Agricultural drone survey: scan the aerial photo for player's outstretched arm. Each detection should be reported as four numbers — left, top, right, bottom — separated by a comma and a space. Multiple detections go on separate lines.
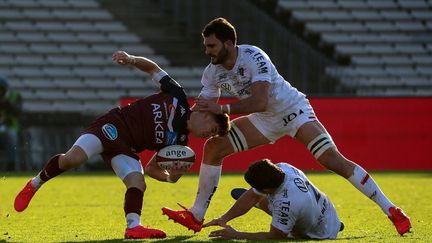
112, 51, 162, 76
204, 189, 264, 228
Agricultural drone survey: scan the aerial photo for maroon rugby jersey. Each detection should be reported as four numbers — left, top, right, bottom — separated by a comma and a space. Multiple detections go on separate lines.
115, 75, 190, 152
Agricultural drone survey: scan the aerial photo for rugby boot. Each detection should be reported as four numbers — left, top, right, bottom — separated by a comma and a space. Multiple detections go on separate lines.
124, 225, 166, 239
14, 179, 37, 212
162, 203, 203, 233
231, 188, 247, 200
388, 207, 411, 236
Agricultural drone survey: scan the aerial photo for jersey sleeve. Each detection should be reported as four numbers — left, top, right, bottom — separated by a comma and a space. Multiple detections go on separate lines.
156, 73, 188, 101
199, 64, 220, 99
246, 47, 272, 84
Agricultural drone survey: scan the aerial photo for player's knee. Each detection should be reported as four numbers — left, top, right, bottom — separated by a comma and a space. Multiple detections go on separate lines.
204, 137, 232, 164
125, 172, 146, 192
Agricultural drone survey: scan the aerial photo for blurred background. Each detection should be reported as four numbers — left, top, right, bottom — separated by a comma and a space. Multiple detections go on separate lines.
0, 0, 431, 172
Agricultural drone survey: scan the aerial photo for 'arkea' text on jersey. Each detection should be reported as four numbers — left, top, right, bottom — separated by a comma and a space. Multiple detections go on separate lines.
152, 103, 164, 144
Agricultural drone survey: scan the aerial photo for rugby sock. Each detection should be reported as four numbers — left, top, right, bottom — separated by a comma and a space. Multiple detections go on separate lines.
30, 176, 43, 190
124, 187, 143, 228
348, 165, 395, 216
34, 155, 65, 187
190, 164, 221, 221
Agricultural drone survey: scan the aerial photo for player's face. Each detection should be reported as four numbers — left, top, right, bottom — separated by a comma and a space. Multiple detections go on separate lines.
203, 34, 229, 65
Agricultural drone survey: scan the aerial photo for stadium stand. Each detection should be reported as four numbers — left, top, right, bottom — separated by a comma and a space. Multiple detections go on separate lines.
0, 0, 203, 115
276, 0, 432, 95
3, 0, 431, 170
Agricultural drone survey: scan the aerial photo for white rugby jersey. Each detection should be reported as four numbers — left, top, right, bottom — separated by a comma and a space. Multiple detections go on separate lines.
264, 163, 341, 239
200, 45, 306, 114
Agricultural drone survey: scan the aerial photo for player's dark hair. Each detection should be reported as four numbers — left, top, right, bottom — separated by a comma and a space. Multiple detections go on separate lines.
244, 159, 285, 191
211, 113, 230, 137
202, 17, 237, 45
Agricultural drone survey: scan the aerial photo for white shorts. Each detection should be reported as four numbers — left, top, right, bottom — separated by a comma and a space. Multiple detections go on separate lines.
247, 99, 317, 142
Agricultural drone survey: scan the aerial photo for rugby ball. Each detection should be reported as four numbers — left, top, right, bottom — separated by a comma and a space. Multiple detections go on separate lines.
156, 145, 195, 170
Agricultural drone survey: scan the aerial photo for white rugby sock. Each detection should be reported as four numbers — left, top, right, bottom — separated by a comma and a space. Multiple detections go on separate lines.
348, 165, 395, 216
31, 174, 44, 190
126, 213, 140, 229
189, 164, 221, 221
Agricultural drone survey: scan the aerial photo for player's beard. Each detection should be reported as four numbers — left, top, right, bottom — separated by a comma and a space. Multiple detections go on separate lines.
210, 46, 229, 65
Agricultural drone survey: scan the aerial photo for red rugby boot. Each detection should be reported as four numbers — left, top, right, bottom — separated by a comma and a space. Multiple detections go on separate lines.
14, 179, 37, 212
162, 203, 203, 233
124, 225, 166, 239
388, 207, 411, 236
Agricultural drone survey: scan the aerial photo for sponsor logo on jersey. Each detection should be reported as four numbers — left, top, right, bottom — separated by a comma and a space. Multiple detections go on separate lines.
277, 200, 291, 225
282, 109, 304, 126
252, 52, 268, 74
237, 88, 251, 96
244, 48, 255, 55
294, 177, 308, 192
163, 102, 169, 118
238, 67, 244, 76
221, 82, 231, 92
152, 103, 164, 144
102, 123, 118, 140
180, 105, 186, 117
165, 131, 178, 145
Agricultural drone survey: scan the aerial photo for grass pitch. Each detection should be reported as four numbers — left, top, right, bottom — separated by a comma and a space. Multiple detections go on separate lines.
1, 171, 430, 242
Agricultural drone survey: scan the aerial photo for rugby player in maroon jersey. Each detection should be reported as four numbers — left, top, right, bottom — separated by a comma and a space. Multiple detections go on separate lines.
14, 51, 230, 239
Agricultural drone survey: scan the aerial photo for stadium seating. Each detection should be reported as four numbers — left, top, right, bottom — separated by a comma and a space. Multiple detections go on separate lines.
1, 0, 203, 114
277, 0, 432, 95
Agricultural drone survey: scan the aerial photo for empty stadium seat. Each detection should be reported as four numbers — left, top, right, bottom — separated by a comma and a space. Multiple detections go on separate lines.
0, 0, 206, 114
277, 0, 432, 95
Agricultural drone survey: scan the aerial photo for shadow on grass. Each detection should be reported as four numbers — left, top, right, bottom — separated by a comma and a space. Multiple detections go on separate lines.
60, 235, 368, 243
61, 235, 203, 243
336, 236, 367, 240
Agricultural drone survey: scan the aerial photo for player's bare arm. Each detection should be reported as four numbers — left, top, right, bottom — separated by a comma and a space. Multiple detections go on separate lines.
203, 188, 264, 228
112, 51, 162, 76
144, 154, 184, 183
192, 96, 218, 111
195, 81, 269, 114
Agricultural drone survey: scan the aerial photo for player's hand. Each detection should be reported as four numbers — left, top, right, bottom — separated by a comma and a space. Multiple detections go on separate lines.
203, 217, 229, 228
208, 226, 238, 240
194, 97, 222, 114
112, 51, 135, 65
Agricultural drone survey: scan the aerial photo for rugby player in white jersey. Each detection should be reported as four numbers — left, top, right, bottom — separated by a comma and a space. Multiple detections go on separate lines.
204, 159, 343, 240
162, 17, 411, 236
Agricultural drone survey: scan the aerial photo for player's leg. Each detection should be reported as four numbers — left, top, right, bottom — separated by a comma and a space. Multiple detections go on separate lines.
192, 116, 271, 218
111, 155, 166, 239
14, 134, 100, 212
295, 121, 411, 235
162, 115, 271, 232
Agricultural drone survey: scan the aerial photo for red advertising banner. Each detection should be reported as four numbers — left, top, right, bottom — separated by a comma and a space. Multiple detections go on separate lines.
120, 97, 432, 171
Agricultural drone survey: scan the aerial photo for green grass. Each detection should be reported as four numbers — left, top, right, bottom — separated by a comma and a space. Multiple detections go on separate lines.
1, 171, 431, 242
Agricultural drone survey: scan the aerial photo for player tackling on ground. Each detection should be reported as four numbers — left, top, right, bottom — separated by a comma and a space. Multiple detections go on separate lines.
14, 52, 230, 239
206, 159, 343, 240
162, 17, 411, 236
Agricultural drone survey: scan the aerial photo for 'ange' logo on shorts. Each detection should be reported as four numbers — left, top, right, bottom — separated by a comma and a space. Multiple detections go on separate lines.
102, 123, 118, 140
